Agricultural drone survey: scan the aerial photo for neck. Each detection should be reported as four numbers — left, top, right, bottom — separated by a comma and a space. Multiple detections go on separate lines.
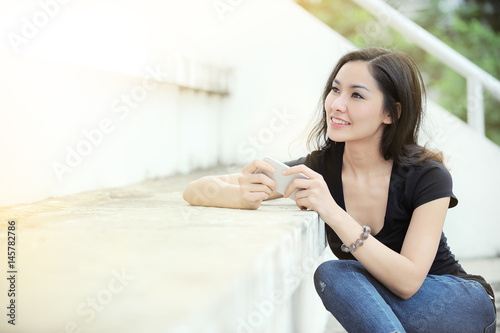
342, 141, 392, 177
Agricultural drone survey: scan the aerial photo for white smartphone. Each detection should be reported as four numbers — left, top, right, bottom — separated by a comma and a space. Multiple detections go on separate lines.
253, 156, 308, 201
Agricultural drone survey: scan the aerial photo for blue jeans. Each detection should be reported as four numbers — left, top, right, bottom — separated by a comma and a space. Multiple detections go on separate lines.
314, 260, 496, 333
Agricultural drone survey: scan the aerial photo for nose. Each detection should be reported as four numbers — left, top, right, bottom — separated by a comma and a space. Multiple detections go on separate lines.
330, 93, 347, 113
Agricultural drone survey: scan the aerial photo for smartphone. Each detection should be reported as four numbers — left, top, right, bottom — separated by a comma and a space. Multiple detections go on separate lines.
253, 156, 308, 201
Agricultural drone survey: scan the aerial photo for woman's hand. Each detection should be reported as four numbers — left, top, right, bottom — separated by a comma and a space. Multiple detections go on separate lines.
283, 164, 340, 218
238, 159, 279, 210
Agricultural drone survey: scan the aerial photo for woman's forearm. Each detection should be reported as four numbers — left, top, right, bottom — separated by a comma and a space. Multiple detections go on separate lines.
183, 159, 285, 209
183, 174, 249, 209
322, 198, 449, 300
325, 211, 423, 299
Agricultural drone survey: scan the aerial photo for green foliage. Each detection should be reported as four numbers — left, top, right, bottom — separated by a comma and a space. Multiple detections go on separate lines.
296, 0, 500, 145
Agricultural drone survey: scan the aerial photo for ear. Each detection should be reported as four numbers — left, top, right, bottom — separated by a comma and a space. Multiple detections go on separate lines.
383, 102, 401, 125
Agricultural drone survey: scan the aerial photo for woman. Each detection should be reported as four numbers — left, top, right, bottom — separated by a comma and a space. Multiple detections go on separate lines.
183, 48, 496, 332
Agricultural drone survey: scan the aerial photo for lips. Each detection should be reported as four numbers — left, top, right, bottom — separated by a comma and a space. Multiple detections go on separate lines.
330, 116, 350, 125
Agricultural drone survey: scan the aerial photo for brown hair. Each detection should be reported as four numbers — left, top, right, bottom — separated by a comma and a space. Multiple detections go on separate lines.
307, 47, 443, 165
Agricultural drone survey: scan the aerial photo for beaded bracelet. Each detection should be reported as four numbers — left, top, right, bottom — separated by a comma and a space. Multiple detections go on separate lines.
341, 226, 371, 253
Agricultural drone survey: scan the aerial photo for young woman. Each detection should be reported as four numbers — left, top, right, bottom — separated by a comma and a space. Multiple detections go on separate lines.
183, 48, 496, 332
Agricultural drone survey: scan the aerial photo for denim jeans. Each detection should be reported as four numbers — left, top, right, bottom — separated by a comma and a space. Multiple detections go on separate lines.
314, 260, 496, 333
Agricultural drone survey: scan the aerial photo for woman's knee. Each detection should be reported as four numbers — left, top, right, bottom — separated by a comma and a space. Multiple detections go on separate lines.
314, 260, 340, 286
313, 260, 364, 293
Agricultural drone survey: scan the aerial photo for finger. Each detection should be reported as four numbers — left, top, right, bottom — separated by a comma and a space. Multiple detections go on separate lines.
295, 196, 308, 210
242, 182, 275, 196
293, 188, 308, 200
283, 178, 309, 198
243, 159, 276, 175
283, 164, 317, 179
242, 191, 269, 204
241, 193, 269, 209
240, 173, 277, 192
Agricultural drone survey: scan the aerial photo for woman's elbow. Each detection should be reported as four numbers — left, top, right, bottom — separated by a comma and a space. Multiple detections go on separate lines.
183, 175, 227, 207
182, 187, 192, 204
397, 288, 418, 300
392, 281, 422, 300
182, 185, 194, 205
182, 180, 204, 206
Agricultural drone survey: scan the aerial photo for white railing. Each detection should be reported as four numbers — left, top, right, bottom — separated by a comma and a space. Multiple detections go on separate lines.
352, 0, 500, 136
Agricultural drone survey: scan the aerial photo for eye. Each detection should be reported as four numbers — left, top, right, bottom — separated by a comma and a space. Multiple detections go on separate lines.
331, 86, 340, 93
352, 92, 364, 99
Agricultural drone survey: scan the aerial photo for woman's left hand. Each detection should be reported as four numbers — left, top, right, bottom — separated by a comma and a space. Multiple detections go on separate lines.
283, 165, 340, 219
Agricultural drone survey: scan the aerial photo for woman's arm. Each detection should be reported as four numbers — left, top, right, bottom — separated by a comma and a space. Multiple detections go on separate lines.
182, 173, 245, 208
330, 197, 449, 299
284, 164, 450, 299
183, 160, 283, 209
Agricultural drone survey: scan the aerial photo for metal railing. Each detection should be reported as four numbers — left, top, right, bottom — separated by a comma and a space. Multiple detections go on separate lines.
352, 0, 500, 136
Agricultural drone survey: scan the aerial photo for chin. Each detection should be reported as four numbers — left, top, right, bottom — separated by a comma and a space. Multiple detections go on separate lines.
327, 131, 347, 143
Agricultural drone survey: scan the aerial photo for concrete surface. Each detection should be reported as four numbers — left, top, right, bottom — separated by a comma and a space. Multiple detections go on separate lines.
0, 168, 329, 333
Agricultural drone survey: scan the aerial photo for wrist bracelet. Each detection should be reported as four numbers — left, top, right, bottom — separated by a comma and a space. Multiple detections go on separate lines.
341, 226, 371, 253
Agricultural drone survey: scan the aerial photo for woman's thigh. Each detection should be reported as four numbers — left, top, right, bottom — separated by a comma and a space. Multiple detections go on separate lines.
375, 273, 496, 333
314, 260, 496, 333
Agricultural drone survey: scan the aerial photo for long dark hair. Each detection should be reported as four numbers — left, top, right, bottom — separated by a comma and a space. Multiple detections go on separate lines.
307, 47, 443, 165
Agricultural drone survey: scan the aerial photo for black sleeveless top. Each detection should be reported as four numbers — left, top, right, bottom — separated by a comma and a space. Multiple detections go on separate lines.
286, 142, 495, 306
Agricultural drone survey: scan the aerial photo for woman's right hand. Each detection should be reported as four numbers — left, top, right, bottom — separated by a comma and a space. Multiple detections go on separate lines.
238, 159, 279, 210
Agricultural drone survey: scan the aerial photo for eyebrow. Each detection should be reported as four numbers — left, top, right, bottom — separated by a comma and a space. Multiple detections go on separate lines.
333, 79, 370, 92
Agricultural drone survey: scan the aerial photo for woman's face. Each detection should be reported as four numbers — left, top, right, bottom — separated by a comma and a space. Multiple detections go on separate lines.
325, 61, 392, 145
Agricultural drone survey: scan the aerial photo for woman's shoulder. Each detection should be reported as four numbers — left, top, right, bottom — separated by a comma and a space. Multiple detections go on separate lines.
394, 157, 451, 182
393, 158, 458, 208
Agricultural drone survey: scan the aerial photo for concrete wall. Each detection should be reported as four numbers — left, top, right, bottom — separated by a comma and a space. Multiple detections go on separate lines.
0, 0, 499, 257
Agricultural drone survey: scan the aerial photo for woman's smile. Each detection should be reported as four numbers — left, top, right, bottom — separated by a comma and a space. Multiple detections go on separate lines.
330, 116, 351, 127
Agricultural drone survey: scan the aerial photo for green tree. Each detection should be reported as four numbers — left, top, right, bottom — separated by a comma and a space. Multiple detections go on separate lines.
458, 0, 500, 32
297, 0, 500, 145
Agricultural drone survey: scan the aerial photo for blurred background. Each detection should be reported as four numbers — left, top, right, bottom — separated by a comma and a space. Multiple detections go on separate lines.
0, 0, 499, 257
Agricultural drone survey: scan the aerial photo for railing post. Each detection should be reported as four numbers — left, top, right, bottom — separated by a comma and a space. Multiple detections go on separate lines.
467, 78, 485, 135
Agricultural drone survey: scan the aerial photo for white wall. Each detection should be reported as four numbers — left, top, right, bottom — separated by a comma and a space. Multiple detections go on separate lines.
0, 0, 310, 206
0, 49, 225, 205
421, 102, 500, 258
0, 0, 499, 257
0, 0, 353, 206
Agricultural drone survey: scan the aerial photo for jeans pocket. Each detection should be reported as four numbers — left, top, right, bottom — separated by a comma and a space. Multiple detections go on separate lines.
484, 316, 496, 333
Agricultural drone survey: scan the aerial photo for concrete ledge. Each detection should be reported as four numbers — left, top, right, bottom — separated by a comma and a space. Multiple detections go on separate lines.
0, 170, 328, 333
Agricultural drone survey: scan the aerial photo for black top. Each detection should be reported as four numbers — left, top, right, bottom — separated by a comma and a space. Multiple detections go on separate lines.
286, 142, 495, 304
